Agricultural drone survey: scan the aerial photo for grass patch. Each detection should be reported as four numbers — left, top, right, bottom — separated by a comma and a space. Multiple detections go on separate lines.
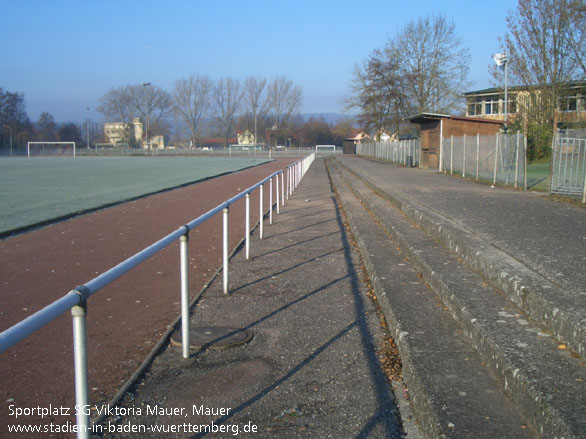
526, 161, 550, 190
0, 156, 270, 236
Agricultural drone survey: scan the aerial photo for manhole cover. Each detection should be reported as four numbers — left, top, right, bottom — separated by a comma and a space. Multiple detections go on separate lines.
171, 326, 253, 350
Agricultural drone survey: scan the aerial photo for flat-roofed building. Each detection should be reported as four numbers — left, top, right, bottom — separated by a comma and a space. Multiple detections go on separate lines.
464, 80, 586, 127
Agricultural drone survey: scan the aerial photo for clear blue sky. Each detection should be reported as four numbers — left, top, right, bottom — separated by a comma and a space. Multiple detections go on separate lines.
0, 0, 516, 122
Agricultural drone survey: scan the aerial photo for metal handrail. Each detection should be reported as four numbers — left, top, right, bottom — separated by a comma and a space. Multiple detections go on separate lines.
0, 153, 315, 438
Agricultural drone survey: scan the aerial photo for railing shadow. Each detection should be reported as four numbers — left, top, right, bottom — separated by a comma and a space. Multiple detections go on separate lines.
227, 247, 343, 295
191, 185, 402, 438
254, 230, 340, 259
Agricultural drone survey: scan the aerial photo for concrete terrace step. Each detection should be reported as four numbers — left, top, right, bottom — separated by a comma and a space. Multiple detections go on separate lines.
335, 156, 586, 361
327, 159, 586, 439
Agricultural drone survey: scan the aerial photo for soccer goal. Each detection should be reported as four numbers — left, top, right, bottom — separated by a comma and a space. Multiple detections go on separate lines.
27, 142, 76, 158
315, 144, 337, 156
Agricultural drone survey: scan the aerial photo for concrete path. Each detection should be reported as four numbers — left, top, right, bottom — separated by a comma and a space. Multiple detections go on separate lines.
95, 158, 406, 438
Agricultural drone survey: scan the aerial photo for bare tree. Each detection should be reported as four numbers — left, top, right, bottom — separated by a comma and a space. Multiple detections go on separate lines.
347, 13, 470, 137
397, 14, 471, 115
0, 88, 31, 150
567, 1, 586, 77
244, 76, 268, 143
129, 84, 172, 141
36, 112, 57, 141
346, 46, 404, 139
267, 76, 303, 146
97, 86, 135, 144
498, 0, 586, 124
173, 75, 211, 148
211, 77, 242, 149
97, 86, 134, 122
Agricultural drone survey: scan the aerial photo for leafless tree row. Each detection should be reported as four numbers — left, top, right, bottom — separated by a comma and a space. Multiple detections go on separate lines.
97, 76, 303, 148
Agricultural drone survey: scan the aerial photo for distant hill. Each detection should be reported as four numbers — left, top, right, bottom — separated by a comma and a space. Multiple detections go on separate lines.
301, 113, 356, 126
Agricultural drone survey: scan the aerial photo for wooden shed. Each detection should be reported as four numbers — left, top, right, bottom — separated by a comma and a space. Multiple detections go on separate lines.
405, 113, 504, 170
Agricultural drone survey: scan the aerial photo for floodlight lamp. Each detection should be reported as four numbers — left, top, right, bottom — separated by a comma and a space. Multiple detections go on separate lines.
493, 53, 508, 66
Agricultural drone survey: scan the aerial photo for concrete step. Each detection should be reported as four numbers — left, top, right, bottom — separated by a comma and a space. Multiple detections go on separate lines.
327, 159, 586, 439
334, 158, 586, 361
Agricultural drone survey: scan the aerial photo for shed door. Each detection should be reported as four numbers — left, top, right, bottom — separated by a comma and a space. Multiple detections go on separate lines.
421, 121, 440, 170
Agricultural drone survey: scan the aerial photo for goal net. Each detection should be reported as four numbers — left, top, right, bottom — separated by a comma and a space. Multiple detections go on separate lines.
27, 142, 76, 158
315, 144, 337, 156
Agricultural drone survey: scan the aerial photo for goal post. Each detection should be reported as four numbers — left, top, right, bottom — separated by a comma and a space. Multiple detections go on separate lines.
315, 144, 337, 155
27, 142, 76, 158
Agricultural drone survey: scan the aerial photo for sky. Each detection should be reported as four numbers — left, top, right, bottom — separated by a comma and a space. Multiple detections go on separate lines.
0, 0, 516, 123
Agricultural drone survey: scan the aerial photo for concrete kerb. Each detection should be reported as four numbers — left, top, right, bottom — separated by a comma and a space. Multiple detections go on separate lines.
333, 157, 585, 359
328, 158, 586, 438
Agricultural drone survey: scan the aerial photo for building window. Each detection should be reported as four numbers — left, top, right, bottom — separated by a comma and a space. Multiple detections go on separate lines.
485, 98, 500, 115
559, 95, 578, 112
468, 102, 482, 116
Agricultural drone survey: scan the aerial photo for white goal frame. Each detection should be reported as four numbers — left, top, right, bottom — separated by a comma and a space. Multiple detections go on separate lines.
27, 142, 76, 158
315, 144, 336, 155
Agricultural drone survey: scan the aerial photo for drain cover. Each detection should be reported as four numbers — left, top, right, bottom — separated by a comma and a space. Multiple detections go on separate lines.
171, 326, 253, 350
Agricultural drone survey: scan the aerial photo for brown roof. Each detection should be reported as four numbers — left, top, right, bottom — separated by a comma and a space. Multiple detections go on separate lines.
199, 138, 238, 144
405, 113, 504, 125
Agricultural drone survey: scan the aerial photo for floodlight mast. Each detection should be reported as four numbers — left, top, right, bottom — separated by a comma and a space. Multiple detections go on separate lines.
493, 52, 509, 132
142, 83, 151, 149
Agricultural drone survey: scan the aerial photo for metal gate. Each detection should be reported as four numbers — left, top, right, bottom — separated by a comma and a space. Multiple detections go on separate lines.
550, 136, 586, 202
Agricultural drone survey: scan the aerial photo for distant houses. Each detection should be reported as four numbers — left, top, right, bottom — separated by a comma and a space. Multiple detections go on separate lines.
103, 118, 165, 149
104, 118, 143, 146
237, 129, 255, 145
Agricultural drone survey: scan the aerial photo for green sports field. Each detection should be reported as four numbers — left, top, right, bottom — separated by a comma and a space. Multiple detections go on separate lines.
0, 156, 270, 236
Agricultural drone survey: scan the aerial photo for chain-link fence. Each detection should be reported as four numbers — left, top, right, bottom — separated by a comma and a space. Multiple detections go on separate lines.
440, 132, 527, 188
356, 139, 420, 167
551, 136, 586, 202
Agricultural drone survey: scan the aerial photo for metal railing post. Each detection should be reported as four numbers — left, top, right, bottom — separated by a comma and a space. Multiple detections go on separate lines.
281, 171, 285, 206
222, 207, 229, 294
286, 167, 290, 200
245, 193, 250, 259
269, 177, 273, 224
180, 233, 190, 358
276, 172, 280, 214
450, 135, 454, 175
515, 131, 520, 188
259, 184, 264, 239
463, 135, 467, 178
71, 302, 90, 439
494, 133, 499, 185
476, 134, 480, 180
